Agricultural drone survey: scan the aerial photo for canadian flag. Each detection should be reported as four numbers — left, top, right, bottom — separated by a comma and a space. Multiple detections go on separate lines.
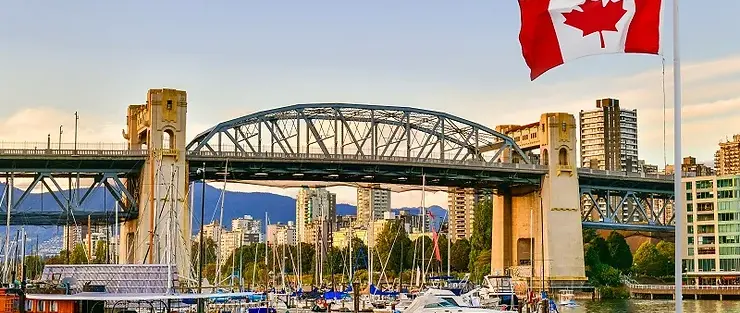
519, 0, 663, 80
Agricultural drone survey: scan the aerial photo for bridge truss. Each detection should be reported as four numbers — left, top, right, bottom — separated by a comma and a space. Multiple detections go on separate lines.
0, 148, 142, 225
579, 170, 675, 232
187, 103, 542, 187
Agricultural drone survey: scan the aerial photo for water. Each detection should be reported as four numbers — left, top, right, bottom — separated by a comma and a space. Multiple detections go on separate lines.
565, 300, 740, 313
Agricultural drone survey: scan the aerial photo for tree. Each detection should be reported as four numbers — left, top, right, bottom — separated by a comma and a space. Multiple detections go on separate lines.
468, 199, 492, 280
375, 220, 412, 275
656, 241, 675, 276
94, 240, 108, 264
472, 249, 491, 282
24, 256, 44, 280
606, 231, 632, 272
590, 263, 621, 287
591, 236, 611, 265
70, 243, 88, 264
450, 239, 471, 272
191, 237, 217, 272
633, 241, 667, 276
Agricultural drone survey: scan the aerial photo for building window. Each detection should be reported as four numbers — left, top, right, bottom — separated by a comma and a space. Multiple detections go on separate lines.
696, 180, 714, 189
687, 215, 693, 223
558, 148, 568, 166
687, 203, 693, 212
696, 192, 714, 199
50, 301, 57, 312
688, 237, 694, 245
718, 179, 734, 188
686, 193, 693, 201
688, 226, 693, 234
720, 258, 740, 271
683, 259, 695, 272
686, 182, 693, 190
166, 99, 173, 110
698, 259, 715, 271
688, 248, 694, 256
697, 202, 714, 212
39, 301, 45, 312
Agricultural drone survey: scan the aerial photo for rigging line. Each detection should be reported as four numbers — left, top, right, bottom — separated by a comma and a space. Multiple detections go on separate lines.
142, 162, 178, 264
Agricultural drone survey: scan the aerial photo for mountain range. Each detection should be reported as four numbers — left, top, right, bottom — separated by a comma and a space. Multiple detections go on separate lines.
0, 183, 446, 254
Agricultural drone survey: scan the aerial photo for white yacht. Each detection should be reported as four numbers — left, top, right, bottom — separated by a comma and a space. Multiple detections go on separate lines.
402, 294, 517, 313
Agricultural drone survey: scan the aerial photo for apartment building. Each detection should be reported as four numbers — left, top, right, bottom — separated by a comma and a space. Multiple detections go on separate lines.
716, 135, 740, 176
266, 222, 297, 246
356, 186, 391, 226
295, 187, 336, 244
683, 174, 740, 285
580, 98, 639, 172
447, 187, 479, 240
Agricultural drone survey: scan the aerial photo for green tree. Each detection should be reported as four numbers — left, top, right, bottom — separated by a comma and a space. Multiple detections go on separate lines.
591, 236, 611, 265
375, 220, 412, 275
191, 237, 217, 271
583, 228, 598, 244
590, 263, 621, 287
346, 237, 368, 271
468, 199, 492, 281
472, 249, 491, 281
450, 239, 471, 272
94, 240, 108, 264
70, 243, 88, 264
656, 241, 675, 276
633, 241, 667, 276
606, 231, 633, 272
24, 255, 44, 280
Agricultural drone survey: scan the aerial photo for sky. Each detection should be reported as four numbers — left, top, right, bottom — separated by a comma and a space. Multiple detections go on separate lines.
1, 1, 739, 208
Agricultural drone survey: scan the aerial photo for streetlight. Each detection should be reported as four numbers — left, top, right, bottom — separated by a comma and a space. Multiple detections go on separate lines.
197, 162, 206, 313
73, 112, 79, 154
58, 125, 63, 150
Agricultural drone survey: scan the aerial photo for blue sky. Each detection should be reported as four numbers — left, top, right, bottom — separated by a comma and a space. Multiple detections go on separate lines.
1, 1, 739, 206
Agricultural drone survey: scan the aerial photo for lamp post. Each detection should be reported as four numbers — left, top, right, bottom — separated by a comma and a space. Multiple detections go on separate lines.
197, 162, 206, 313
73, 112, 79, 154
58, 125, 63, 150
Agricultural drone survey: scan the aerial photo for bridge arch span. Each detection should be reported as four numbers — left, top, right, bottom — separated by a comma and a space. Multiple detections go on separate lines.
187, 103, 530, 164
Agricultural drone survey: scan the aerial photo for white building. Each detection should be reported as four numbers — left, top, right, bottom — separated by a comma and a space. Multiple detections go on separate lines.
266, 221, 297, 246
232, 215, 263, 243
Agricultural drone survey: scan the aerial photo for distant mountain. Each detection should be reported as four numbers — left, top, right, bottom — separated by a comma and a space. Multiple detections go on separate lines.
0, 183, 448, 248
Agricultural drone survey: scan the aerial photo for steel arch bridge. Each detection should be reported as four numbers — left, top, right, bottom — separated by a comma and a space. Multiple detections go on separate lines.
186, 103, 546, 187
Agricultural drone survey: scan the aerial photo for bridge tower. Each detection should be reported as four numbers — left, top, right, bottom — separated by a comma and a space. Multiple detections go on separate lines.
122, 88, 190, 278
491, 113, 586, 289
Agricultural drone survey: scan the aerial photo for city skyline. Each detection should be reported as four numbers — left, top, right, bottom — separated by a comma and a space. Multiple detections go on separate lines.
1, 1, 739, 208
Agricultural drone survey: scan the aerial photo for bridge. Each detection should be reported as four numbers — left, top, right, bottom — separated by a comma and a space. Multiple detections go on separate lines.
0, 88, 675, 288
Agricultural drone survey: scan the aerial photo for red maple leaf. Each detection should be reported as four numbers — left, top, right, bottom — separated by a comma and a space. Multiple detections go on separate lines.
562, 0, 627, 49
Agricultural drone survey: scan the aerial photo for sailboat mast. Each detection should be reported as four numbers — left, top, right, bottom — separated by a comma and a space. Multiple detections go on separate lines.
166, 165, 174, 293
4, 175, 12, 284
420, 173, 426, 286
215, 160, 228, 286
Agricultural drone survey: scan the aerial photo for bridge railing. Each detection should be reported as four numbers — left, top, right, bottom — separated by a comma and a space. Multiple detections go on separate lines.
0, 141, 131, 150
578, 168, 673, 180
187, 150, 548, 171
0, 142, 146, 157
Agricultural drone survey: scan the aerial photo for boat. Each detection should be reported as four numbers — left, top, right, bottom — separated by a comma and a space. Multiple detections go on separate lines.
402, 294, 517, 313
460, 275, 517, 308
557, 290, 577, 307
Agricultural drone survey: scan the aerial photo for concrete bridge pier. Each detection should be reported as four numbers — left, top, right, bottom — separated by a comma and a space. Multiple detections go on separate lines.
121, 88, 191, 280
491, 113, 587, 289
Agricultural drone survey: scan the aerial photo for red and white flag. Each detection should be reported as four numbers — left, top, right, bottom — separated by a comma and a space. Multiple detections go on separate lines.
519, 0, 663, 80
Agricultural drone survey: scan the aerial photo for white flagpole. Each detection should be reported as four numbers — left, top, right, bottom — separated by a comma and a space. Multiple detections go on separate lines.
672, 0, 683, 311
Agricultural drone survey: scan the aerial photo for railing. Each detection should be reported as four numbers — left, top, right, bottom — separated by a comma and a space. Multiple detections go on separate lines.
628, 283, 740, 290
0, 148, 147, 157
186, 150, 549, 171
0, 141, 130, 150
578, 168, 673, 181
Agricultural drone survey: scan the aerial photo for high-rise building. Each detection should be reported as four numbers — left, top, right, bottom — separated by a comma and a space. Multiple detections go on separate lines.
666, 156, 714, 177
356, 186, 391, 226
266, 222, 297, 246
682, 174, 740, 283
295, 187, 336, 244
447, 187, 479, 241
716, 135, 740, 176
231, 215, 263, 242
63, 224, 109, 260
580, 98, 639, 172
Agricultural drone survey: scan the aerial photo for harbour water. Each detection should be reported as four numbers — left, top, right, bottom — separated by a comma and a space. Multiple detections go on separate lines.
565, 299, 740, 313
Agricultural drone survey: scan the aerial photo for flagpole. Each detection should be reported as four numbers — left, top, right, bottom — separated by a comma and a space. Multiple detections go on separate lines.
672, 0, 683, 311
